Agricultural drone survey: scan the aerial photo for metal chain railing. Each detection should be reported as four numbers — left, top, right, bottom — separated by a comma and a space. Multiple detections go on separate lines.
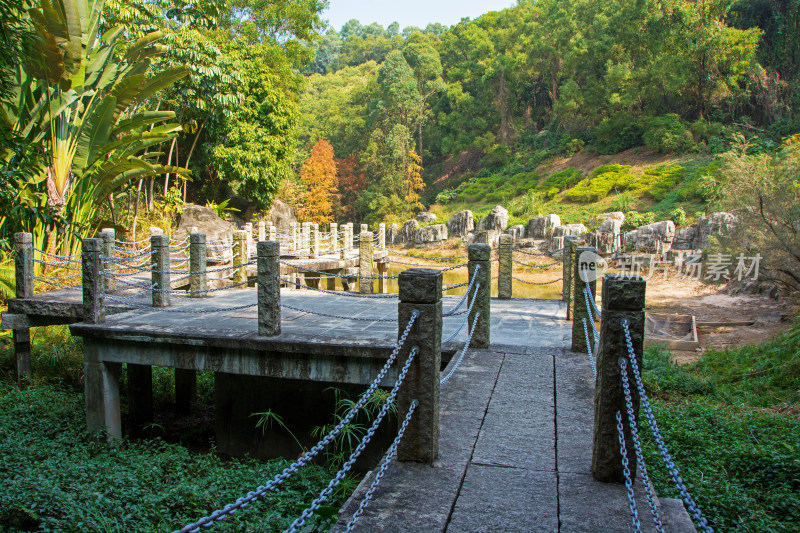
514, 248, 557, 258
386, 258, 468, 271
279, 276, 398, 298
619, 357, 665, 533
443, 283, 481, 343
344, 400, 417, 532
174, 312, 419, 533
443, 265, 480, 317
621, 319, 714, 533
31, 257, 83, 270
387, 249, 467, 261
440, 311, 480, 385
616, 411, 642, 533
512, 276, 562, 286
582, 318, 597, 378
285, 346, 418, 533
512, 257, 560, 269
278, 260, 398, 280
32, 247, 82, 261
278, 302, 396, 322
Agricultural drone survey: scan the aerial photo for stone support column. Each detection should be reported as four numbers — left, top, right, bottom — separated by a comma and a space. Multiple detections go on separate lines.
311, 223, 320, 258
592, 275, 646, 483
498, 234, 513, 299
82, 238, 105, 323
468, 243, 492, 348
13, 233, 33, 381
397, 268, 442, 463
289, 222, 297, 252
151, 235, 170, 307
377, 260, 389, 293
359, 231, 374, 294
268, 224, 277, 243
258, 221, 266, 242
571, 246, 598, 352
189, 233, 207, 298
378, 223, 386, 249
244, 223, 254, 260
83, 341, 122, 441
257, 241, 281, 337
302, 222, 311, 253
233, 230, 247, 287
347, 223, 354, 252
330, 223, 338, 254
100, 229, 116, 291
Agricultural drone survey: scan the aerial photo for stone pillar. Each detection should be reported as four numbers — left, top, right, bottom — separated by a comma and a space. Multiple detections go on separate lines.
377, 260, 389, 294
258, 221, 266, 242
189, 233, 207, 298
289, 222, 297, 252
359, 231, 373, 294
82, 238, 105, 323
257, 241, 281, 337
151, 234, 170, 307
268, 224, 277, 243
592, 275, 646, 483
149, 227, 163, 236
311, 223, 320, 258
302, 222, 311, 253
571, 246, 598, 352
347, 223, 354, 251
498, 234, 512, 299
83, 341, 122, 441
14, 232, 33, 299
340, 224, 348, 259
13, 233, 33, 381
398, 268, 442, 463
378, 223, 386, 249
330, 223, 338, 254
233, 230, 247, 287
468, 243, 492, 348
361, 223, 368, 234
563, 235, 578, 315
100, 229, 116, 292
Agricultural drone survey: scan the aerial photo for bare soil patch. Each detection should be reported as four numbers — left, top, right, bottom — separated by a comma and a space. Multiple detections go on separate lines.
538, 147, 680, 177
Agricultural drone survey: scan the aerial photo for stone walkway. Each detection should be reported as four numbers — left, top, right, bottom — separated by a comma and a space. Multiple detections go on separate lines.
333, 298, 696, 532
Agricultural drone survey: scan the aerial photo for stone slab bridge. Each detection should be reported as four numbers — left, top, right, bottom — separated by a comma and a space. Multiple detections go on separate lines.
2, 231, 702, 532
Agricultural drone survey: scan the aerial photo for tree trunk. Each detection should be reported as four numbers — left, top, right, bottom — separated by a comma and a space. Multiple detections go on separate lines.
132, 180, 142, 240
418, 120, 423, 168
108, 194, 116, 225
185, 116, 209, 169
164, 137, 177, 193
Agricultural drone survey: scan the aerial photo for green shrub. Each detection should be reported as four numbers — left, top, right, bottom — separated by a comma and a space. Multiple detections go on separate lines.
545, 186, 559, 200
644, 114, 694, 154
610, 192, 635, 212
636, 164, 686, 201
593, 113, 644, 154
565, 164, 635, 203
539, 167, 583, 191
560, 137, 585, 156
622, 210, 656, 231
670, 206, 688, 226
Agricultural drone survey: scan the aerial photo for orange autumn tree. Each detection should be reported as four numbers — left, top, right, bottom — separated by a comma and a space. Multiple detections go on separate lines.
335, 156, 368, 218
404, 149, 425, 213
299, 139, 338, 224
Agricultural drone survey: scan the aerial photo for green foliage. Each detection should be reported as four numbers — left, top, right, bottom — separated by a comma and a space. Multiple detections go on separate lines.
669, 206, 688, 226
593, 113, 644, 155
610, 191, 635, 212
635, 164, 687, 201
565, 165, 635, 203
539, 168, 583, 192
510, 190, 545, 218
643, 114, 694, 154
0, 383, 342, 532
640, 324, 800, 530
560, 138, 585, 157
622, 210, 656, 231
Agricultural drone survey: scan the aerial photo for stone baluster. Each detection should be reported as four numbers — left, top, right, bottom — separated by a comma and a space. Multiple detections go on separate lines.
151, 234, 170, 307
378, 223, 386, 249
468, 243, 492, 348
12, 233, 33, 382
233, 230, 248, 287
257, 241, 281, 337
100, 229, 116, 292
330, 223, 338, 255
397, 268, 442, 464
359, 231, 373, 294
592, 274, 646, 482
563, 235, 578, 316
268, 224, 277, 243
189, 233, 207, 298
311, 223, 320, 258
498, 234, 512, 299
258, 221, 266, 242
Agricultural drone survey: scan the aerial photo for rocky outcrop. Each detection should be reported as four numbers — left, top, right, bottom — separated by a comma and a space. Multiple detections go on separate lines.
527, 214, 561, 239
174, 205, 236, 245
447, 210, 474, 238
474, 229, 502, 247
416, 212, 437, 223
671, 212, 735, 250
477, 205, 509, 232
386, 223, 400, 245
549, 224, 587, 252
396, 220, 419, 244
508, 225, 525, 242
415, 224, 448, 247
624, 220, 676, 254
265, 199, 296, 229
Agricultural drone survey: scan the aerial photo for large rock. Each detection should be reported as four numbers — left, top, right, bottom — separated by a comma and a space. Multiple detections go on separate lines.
396, 220, 419, 244
508, 224, 525, 242
447, 210, 474, 238
624, 220, 676, 254
549, 224, 587, 252
477, 205, 509, 232
696, 212, 735, 248
386, 223, 400, 245
475, 229, 502, 247
527, 214, 561, 239
415, 224, 448, 247
265, 199, 296, 229
672, 226, 697, 250
416, 212, 437, 223
587, 231, 619, 254
173, 205, 237, 284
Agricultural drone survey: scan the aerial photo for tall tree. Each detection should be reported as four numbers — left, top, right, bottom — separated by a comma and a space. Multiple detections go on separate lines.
403, 34, 445, 165
298, 138, 337, 223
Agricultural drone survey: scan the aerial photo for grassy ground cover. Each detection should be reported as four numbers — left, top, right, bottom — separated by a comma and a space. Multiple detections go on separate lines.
640, 322, 800, 531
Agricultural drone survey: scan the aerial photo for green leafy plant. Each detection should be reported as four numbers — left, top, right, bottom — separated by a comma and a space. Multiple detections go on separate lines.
669, 206, 688, 227
205, 198, 239, 221
251, 409, 305, 454
643, 114, 694, 154
565, 165, 635, 203
611, 192, 635, 212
